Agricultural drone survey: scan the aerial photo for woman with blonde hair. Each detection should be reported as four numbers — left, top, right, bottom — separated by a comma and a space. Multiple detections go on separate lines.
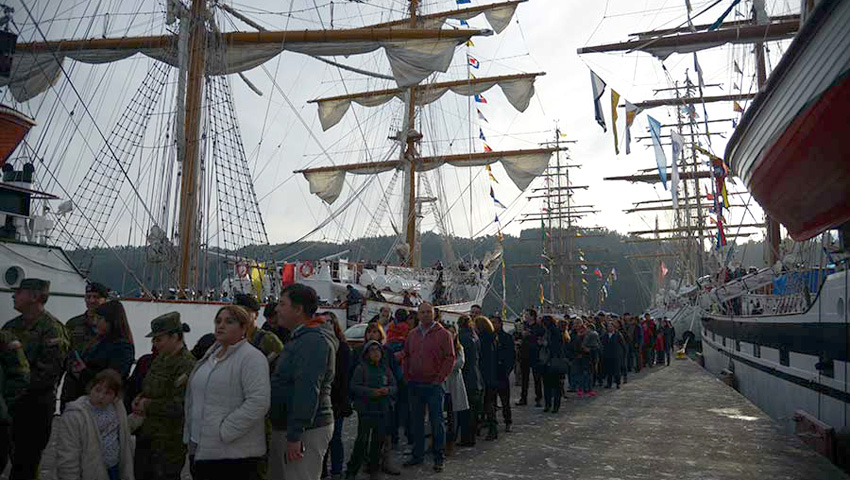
184, 305, 271, 480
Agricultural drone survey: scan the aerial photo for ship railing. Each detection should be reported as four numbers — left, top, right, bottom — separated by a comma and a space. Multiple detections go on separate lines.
740, 293, 808, 315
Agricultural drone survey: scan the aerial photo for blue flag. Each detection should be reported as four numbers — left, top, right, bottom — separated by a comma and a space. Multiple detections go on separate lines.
647, 115, 667, 190
457, 0, 472, 4
479, 128, 486, 141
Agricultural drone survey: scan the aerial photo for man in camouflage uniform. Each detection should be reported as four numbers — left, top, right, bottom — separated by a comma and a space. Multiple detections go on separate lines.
0, 330, 29, 473
60, 281, 108, 409
234, 294, 283, 479
2, 278, 69, 480
134, 312, 196, 480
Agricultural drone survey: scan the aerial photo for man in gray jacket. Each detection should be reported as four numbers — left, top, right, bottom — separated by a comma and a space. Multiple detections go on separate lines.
270, 284, 338, 480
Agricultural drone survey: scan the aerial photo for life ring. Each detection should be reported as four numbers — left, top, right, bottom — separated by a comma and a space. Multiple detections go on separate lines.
235, 263, 248, 277
299, 262, 315, 278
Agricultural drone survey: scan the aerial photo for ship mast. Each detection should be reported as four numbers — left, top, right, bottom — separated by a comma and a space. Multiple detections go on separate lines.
403, 0, 420, 268
177, 0, 207, 295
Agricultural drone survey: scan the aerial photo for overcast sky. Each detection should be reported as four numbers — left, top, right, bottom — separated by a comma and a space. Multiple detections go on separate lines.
6, 0, 796, 253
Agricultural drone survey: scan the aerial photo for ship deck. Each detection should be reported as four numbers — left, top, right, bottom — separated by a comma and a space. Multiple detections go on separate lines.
32, 356, 848, 480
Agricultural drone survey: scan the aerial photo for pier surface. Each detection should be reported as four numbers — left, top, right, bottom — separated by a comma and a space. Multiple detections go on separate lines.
31, 357, 849, 480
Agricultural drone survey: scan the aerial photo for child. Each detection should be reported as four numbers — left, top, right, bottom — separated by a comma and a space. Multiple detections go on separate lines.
55, 369, 133, 480
347, 341, 397, 480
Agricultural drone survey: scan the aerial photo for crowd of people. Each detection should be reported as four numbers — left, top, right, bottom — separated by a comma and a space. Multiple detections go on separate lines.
0, 277, 676, 480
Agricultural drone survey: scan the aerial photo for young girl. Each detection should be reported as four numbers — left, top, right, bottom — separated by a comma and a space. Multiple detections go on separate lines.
347, 341, 397, 480
55, 369, 133, 480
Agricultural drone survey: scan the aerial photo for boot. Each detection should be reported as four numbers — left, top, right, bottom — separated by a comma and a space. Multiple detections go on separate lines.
381, 442, 401, 476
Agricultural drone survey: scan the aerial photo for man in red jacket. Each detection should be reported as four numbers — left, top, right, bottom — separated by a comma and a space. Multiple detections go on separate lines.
402, 302, 455, 472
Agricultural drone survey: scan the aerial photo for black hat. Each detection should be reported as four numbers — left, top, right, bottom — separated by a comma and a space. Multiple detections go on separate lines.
86, 282, 109, 299
234, 293, 260, 312
13, 278, 50, 293
145, 312, 183, 338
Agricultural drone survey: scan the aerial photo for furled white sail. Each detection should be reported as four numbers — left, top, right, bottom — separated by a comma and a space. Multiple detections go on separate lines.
315, 76, 537, 131
388, 3, 520, 34
303, 149, 552, 204
2, 38, 467, 102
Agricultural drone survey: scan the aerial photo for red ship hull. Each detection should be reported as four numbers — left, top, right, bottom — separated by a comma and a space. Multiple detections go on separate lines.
747, 73, 850, 241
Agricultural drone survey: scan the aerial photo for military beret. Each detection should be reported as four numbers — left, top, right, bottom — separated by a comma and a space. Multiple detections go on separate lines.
14, 278, 50, 293
146, 311, 183, 338
233, 293, 260, 312
86, 282, 109, 298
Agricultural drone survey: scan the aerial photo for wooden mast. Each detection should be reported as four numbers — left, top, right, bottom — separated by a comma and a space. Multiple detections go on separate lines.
404, 0, 419, 267
177, 0, 206, 296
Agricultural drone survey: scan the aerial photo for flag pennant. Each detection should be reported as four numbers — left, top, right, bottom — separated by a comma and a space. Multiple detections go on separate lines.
559, 131, 568, 138
540, 264, 550, 274
467, 55, 480, 69
476, 108, 488, 122
660, 262, 669, 279
457, 0, 472, 3
734, 60, 743, 75
479, 128, 486, 141
483, 142, 492, 153
693, 53, 706, 92
589, 70, 607, 132
539, 284, 545, 305
611, 89, 621, 155
647, 115, 668, 189
460, 19, 469, 26
624, 100, 642, 155
670, 131, 685, 209
709, 0, 742, 30
594, 268, 603, 278
490, 186, 506, 209
465, 39, 475, 47
733, 82, 740, 91
486, 164, 498, 183
733, 101, 744, 113
474, 93, 487, 103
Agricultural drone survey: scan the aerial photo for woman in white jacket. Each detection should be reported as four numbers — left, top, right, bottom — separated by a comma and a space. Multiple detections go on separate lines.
184, 305, 271, 480
443, 325, 468, 456
54, 369, 134, 480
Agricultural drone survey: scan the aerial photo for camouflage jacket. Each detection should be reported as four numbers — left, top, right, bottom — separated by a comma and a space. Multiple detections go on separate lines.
0, 331, 30, 424
3, 311, 69, 396
249, 327, 284, 368
138, 345, 196, 463
65, 312, 97, 355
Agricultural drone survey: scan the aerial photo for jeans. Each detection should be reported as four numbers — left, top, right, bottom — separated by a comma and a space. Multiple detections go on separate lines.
576, 357, 592, 392
444, 394, 456, 443
408, 382, 446, 463
321, 416, 345, 476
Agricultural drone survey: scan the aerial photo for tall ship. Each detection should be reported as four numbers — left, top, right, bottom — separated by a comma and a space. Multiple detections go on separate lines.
0, 0, 557, 351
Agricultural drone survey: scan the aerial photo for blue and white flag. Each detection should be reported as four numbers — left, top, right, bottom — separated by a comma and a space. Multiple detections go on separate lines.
670, 131, 685, 207
590, 70, 607, 132
479, 128, 486, 141
648, 115, 667, 190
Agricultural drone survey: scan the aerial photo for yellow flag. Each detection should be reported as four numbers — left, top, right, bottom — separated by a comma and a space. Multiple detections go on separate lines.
611, 89, 621, 155
466, 40, 475, 47
559, 131, 567, 138
721, 181, 730, 208
486, 164, 498, 183
250, 263, 264, 300
539, 284, 545, 305
733, 101, 744, 113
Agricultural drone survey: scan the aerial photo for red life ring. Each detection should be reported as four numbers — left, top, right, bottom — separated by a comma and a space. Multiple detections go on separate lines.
299, 261, 315, 278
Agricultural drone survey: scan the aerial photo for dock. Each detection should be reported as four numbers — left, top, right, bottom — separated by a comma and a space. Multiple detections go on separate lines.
394, 358, 848, 480
31, 358, 849, 480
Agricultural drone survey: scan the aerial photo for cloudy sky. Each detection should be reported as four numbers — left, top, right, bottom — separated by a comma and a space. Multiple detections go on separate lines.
6, 0, 796, 253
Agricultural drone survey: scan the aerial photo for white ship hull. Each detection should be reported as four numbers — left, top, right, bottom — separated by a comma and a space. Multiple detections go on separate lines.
700, 270, 849, 433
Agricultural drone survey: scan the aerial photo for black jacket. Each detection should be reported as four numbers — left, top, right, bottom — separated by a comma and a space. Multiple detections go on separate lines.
458, 327, 483, 392
477, 329, 498, 389
601, 331, 625, 362
495, 329, 515, 388
330, 340, 351, 418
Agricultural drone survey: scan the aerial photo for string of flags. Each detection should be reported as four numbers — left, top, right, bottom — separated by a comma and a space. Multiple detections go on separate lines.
589, 69, 645, 156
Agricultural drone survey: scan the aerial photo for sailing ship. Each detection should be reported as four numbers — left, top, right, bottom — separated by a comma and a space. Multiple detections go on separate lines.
0, 0, 557, 350
581, 0, 848, 461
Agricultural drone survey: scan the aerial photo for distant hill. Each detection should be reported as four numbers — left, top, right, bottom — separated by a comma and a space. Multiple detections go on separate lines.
72, 229, 766, 316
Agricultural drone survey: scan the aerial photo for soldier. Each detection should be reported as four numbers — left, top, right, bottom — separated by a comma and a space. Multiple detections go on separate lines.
61, 282, 109, 409
0, 330, 30, 473
133, 312, 195, 480
3, 278, 69, 480
234, 293, 284, 366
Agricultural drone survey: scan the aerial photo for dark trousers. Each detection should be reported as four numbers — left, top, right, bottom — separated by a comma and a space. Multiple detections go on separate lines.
347, 416, 385, 476
542, 373, 561, 411
495, 386, 512, 427
520, 364, 542, 403
0, 425, 9, 474
135, 436, 185, 480
482, 387, 498, 437
192, 457, 261, 480
656, 349, 666, 366
409, 383, 445, 463
605, 359, 621, 387
321, 416, 345, 477
10, 393, 54, 480
458, 389, 481, 444
393, 385, 410, 445
444, 394, 456, 443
